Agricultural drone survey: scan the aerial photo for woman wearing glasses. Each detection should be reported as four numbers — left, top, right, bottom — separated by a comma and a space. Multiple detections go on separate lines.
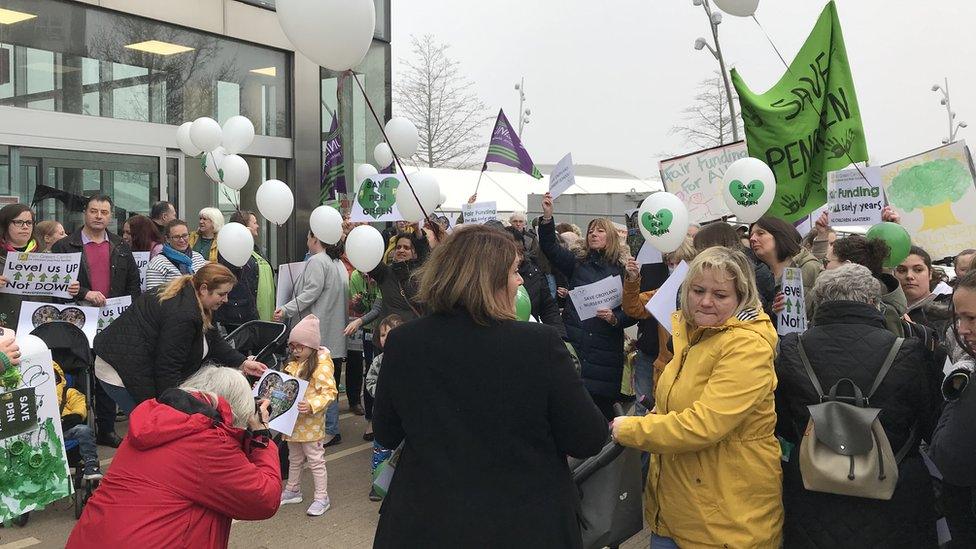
144, 219, 208, 291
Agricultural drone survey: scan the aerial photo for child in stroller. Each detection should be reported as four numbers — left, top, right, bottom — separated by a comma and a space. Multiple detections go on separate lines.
54, 362, 102, 480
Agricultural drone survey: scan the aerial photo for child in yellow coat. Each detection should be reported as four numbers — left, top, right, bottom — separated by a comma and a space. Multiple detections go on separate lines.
278, 315, 338, 517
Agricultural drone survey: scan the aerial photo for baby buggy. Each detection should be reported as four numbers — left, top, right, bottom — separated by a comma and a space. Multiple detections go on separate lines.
223, 320, 288, 371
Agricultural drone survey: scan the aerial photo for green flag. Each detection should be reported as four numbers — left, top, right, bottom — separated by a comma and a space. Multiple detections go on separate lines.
731, 1, 867, 222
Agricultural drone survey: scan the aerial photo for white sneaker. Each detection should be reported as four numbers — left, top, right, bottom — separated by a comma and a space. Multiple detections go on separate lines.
306, 498, 331, 516
280, 489, 303, 505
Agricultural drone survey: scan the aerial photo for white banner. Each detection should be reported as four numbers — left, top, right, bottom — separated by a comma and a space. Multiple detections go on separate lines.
549, 153, 576, 200
97, 296, 133, 333
827, 166, 884, 227
350, 175, 404, 223
18, 301, 99, 345
660, 142, 749, 224
569, 275, 623, 321
0, 252, 81, 299
461, 201, 498, 224
777, 268, 807, 335
646, 260, 689, 334
132, 252, 151, 292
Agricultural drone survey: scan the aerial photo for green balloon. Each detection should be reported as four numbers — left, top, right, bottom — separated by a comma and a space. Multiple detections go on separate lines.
866, 221, 912, 269
515, 285, 532, 321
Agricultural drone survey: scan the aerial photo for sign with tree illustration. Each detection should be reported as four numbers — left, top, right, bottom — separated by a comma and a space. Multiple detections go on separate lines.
880, 141, 976, 259
350, 174, 404, 223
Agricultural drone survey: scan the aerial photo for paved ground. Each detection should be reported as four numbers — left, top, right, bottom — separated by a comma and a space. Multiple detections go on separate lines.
0, 396, 650, 549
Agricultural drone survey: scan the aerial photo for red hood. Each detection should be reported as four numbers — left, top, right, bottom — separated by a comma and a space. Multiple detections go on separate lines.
126, 393, 243, 451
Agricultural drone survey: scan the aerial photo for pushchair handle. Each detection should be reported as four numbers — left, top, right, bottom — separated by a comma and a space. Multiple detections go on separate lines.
571, 402, 629, 485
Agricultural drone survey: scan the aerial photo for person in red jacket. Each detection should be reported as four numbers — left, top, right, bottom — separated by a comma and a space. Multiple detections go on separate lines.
67, 366, 281, 549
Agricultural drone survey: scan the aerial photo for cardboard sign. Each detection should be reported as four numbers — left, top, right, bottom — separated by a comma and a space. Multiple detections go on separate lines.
98, 296, 132, 333
0, 388, 37, 440
132, 252, 151, 292
660, 142, 749, 224
0, 252, 81, 299
549, 153, 576, 199
777, 268, 807, 335
18, 301, 99, 345
276, 262, 307, 309
461, 201, 498, 225
350, 175, 403, 222
827, 166, 884, 227
253, 369, 309, 437
568, 275, 623, 321
646, 260, 689, 334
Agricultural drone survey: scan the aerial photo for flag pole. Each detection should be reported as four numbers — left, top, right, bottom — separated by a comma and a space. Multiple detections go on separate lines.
474, 169, 485, 195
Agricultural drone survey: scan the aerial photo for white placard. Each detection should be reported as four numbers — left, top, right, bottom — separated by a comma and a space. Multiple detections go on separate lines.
569, 275, 623, 321
777, 268, 807, 335
660, 142, 749, 224
0, 252, 81, 299
18, 301, 99, 345
549, 153, 576, 200
933, 281, 953, 297
276, 262, 306, 309
253, 369, 309, 437
636, 242, 663, 265
646, 260, 689, 334
793, 204, 829, 238
461, 201, 497, 225
350, 174, 403, 223
827, 166, 884, 227
98, 296, 132, 333
132, 252, 151, 292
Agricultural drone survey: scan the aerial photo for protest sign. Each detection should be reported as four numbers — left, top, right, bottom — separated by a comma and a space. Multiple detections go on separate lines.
276, 262, 306, 309
253, 369, 309, 437
569, 276, 623, 321
646, 261, 689, 334
549, 153, 576, 199
133, 252, 150, 292
660, 142, 748, 224
0, 347, 73, 522
19, 301, 99, 345
880, 141, 976, 259
461, 201, 498, 225
350, 175, 403, 222
0, 252, 81, 299
793, 204, 829, 238
636, 242, 663, 265
777, 268, 807, 335
827, 166, 883, 227
624, 209, 645, 258
98, 296, 132, 333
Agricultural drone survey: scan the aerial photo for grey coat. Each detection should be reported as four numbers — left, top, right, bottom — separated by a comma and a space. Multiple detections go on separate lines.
282, 252, 349, 359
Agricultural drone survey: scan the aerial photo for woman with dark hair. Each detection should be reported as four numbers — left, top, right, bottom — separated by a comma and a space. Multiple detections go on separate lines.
749, 216, 822, 310
694, 222, 776, 315
895, 245, 952, 335
827, 235, 909, 335
372, 225, 607, 548
122, 214, 164, 257
145, 220, 208, 290
368, 230, 430, 322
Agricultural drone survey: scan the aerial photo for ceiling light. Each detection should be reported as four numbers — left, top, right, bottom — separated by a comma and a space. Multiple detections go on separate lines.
0, 8, 36, 24
124, 40, 194, 56
249, 66, 277, 77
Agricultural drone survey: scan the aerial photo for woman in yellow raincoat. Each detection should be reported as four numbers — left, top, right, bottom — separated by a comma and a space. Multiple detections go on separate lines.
612, 246, 782, 548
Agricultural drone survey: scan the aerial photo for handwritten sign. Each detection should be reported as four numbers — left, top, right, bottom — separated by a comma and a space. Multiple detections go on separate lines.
777, 268, 807, 335
350, 175, 403, 223
19, 301, 99, 345
98, 296, 132, 333
827, 166, 884, 227
646, 260, 689, 334
132, 252, 150, 292
569, 275, 623, 321
0, 252, 81, 299
549, 153, 576, 199
461, 201, 498, 225
660, 142, 749, 224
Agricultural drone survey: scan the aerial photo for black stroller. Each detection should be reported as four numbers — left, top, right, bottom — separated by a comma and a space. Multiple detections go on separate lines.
223, 320, 288, 371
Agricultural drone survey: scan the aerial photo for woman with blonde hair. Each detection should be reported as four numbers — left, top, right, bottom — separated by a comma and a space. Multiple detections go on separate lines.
538, 192, 634, 419
33, 219, 66, 253
372, 225, 608, 548
611, 246, 783, 548
93, 263, 267, 413
189, 207, 224, 262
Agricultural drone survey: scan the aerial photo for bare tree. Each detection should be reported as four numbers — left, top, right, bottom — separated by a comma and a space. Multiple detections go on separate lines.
394, 35, 492, 168
670, 70, 742, 149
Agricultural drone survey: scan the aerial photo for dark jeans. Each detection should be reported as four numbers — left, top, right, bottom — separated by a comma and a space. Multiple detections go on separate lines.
94, 381, 118, 437
99, 381, 137, 415
344, 348, 365, 408
64, 424, 99, 467
362, 339, 375, 421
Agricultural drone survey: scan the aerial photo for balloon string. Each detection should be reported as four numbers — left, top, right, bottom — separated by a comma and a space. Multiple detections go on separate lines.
350, 72, 431, 224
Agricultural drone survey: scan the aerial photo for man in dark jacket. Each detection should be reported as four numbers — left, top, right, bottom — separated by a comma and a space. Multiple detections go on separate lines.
53, 193, 141, 447
214, 253, 259, 334
150, 200, 176, 235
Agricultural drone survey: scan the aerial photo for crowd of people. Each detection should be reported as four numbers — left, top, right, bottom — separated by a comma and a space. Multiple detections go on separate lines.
0, 190, 974, 548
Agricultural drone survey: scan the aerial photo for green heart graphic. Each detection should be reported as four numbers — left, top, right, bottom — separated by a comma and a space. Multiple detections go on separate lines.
358, 176, 400, 219
641, 209, 673, 237
729, 179, 764, 207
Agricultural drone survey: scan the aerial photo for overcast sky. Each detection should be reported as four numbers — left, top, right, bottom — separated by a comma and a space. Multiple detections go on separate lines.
391, 0, 976, 181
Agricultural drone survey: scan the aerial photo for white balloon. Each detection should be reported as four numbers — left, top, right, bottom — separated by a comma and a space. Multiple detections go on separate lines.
345, 225, 385, 272
189, 117, 223, 153
385, 117, 419, 158
221, 115, 255, 155
374, 142, 394, 168
277, 0, 375, 71
310, 205, 344, 245
438, 190, 447, 207
220, 154, 250, 191
354, 164, 379, 195
16, 333, 48, 360
176, 122, 203, 157
721, 157, 776, 223
255, 179, 295, 225
395, 172, 440, 223
637, 192, 690, 254
216, 222, 254, 267
712, 0, 759, 17
204, 147, 228, 184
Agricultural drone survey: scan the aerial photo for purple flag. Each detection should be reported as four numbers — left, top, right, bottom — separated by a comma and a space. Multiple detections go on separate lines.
320, 112, 345, 204
482, 109, 542, 179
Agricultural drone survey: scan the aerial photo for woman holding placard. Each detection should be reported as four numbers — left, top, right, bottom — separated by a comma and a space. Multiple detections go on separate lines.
749, 216, 822, 312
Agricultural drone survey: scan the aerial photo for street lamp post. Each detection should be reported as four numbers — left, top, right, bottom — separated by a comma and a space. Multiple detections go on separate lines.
514, 77, 531, 136
693, 0, 740, 142
932, 77, 967, 144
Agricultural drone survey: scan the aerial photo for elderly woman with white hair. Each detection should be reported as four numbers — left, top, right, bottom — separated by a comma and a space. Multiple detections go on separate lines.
68, 366, 281, 549
189, 206, 224, 262
774, 263, 940, 548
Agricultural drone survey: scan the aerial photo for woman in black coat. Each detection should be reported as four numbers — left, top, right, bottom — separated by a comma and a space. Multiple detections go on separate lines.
538, 193, 635, 418
505, 226, 565, 337
372, 226, 608, 549
775, 264, 940, 548
93, 263, 267, 411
